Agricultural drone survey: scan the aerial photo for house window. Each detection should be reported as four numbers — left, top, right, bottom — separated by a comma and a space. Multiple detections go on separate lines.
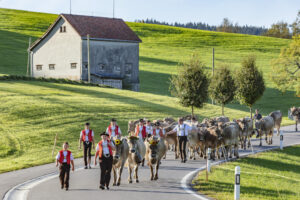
49, 64, 55, 70
98, 63, 105, 71
70, 63, 77, 69
60, 26, 66, 33
114, 65, 121, 72
36, 65, 42, 71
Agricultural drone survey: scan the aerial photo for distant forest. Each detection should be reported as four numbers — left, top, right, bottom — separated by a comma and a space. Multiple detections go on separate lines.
135, 18, 268, 36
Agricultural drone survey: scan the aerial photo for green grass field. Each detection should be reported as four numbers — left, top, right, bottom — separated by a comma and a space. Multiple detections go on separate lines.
193, 145, 300, 200
0, 8, 299, 173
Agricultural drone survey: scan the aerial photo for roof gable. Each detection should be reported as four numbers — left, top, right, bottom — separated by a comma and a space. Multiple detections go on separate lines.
30, 14, 141, 51
62, 14, 141, 43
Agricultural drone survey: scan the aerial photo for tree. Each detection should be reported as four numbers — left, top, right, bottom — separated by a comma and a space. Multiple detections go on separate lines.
270, 35, 300, 96
291, 10, 300, 36
217, 18, 234, 33
264, 21, 291, 39
235, 56, 265, 118
169, 54, 209, 116
209, 66, 236, 116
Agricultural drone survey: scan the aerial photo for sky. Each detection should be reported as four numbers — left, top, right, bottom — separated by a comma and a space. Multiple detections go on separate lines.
0, 0, 299, 27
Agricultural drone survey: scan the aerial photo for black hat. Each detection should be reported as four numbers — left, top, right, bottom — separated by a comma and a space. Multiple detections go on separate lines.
139, 119, 144, 122
85, 122, 90, 126
155, 122, 160, 126
100, 131, 109, 136
147, 120, 151, 123
111, 118, 117, 122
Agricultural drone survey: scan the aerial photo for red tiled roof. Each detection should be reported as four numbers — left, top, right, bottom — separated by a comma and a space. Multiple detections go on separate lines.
30, 14, 141, 50
62, 14, 141, 42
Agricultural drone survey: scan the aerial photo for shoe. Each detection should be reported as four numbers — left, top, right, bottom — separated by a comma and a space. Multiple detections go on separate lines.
89, 165, 91, 169
183, 159, 187, 163
84, 166, 88, 169
65, 187, 68, 191
181, 160, 184, 163
106, 186, 109, 190
61, 185, 64, 189
99, 185, 105, 190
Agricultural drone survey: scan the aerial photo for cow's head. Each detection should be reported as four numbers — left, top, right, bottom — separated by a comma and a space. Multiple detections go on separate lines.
112, 137, 124, 164
146, 136, 159, 164
291, 107, 300, 122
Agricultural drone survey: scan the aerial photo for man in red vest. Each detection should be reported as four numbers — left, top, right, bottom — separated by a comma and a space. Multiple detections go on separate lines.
135, 119, 147, 141
56, 142, 74, 191
79, 122, 94, 169
106, 118, 122, 138
94, 132, 115, 190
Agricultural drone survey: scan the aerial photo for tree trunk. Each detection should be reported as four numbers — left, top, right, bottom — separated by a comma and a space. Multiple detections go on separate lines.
222, 104, 224, 116
250, 106, 253, 119
191, 106, 194, 117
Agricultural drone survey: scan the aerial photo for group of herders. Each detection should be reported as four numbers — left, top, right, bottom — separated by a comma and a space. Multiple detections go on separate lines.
56, 117, 193, 191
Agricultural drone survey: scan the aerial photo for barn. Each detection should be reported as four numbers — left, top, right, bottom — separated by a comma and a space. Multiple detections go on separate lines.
29, 14, 142, 91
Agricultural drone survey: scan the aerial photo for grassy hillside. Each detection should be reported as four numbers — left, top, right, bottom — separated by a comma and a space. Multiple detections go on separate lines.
193, 145, 300, 200
0, 8, 299, 173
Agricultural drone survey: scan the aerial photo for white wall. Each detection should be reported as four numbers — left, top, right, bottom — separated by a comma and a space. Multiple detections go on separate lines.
31, 17, 81, 80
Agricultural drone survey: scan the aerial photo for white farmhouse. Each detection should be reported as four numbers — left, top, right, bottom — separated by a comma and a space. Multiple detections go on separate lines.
29, 14, 142, 91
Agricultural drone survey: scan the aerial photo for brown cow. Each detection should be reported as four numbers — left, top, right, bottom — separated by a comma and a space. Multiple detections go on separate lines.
218, 122, 240, 159
269, 110, 282, 136
164, 122, 179, 159
126, 136, 146, 183
290, 107, 300, 132
112, 137, 129, 186
236, 117, 254, 150
201, 126, 221, 160
255, 116, 275, 146
145, 136, 167, 180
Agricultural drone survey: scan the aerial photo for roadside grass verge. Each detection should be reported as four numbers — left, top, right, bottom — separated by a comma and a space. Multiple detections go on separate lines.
193, 145, 300, 200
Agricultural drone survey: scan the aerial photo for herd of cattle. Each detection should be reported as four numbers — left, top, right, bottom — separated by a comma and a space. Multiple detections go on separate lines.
110, 106, 300, 185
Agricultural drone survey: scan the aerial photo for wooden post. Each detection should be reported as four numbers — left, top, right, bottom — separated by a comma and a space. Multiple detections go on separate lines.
87, 34, 91, 83
26, 37, 31, 77
211, 48, 215, 105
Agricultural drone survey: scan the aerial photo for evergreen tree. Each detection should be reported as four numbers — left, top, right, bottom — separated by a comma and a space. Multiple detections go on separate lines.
170, 54, 209, 116
235, 56, 265, 118
209, 66, 236, 115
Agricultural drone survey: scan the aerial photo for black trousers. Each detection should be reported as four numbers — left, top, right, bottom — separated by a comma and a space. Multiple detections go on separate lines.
83, 142, 92, 166
178, 136, 187, 160
59, 163, 70, 188
100, 155, 113, 187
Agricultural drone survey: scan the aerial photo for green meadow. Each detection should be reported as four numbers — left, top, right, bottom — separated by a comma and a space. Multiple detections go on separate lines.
0, 8, 299, 173
193, 145, 300, 200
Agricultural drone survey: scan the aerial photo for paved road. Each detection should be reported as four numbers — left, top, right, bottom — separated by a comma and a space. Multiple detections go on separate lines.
1, 125, 300, 200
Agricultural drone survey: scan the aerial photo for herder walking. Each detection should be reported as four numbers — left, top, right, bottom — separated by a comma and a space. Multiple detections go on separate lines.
79, 122, 95, 169
135, 119, 147, 141
106, 118, 122, 138
56, 142, 75, 191
168, 118, 191, 163
94, 132, 115, 190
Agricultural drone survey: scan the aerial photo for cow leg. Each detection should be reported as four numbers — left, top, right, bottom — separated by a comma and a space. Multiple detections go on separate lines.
134, 166, 139, 183
154, 162, 160, 180
229, 146, 232, 159
296, 121, 298, 132
235, 144, 239, 158
128, 167, 133, 183
112, 167, 117, 186
259, 133, 262, 146
243, 136, 247, 150
150, 164, 154, 180
247, 136, 251, 148
117, 164, 124, 186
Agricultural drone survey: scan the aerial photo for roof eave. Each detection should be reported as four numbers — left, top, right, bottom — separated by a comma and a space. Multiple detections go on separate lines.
81, 36, 142, 43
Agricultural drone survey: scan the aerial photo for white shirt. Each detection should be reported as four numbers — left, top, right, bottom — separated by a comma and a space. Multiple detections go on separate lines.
173, 124, 191, 136
146, 125, 153, 134
80, 129, 94, 142
56, 151, 74, 163
154, 128, 165, 138
135, 125, 144, 140
96, 140, 115, 155
106, 125, 122, 137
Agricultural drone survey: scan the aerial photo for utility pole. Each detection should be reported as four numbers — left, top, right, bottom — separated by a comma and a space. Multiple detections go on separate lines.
113, 0, 115, 18
26, 37, 31, 77
70, 0, 72, 14
87, 34, 91, 83
212, 48, 215, 105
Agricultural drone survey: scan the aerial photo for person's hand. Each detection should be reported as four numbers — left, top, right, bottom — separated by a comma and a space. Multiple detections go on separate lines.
99, 159, 103, 163
78, 145, 81, 150
56, 163, 58, 167
72, 166, 75, 171
94, 160, 97, 166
